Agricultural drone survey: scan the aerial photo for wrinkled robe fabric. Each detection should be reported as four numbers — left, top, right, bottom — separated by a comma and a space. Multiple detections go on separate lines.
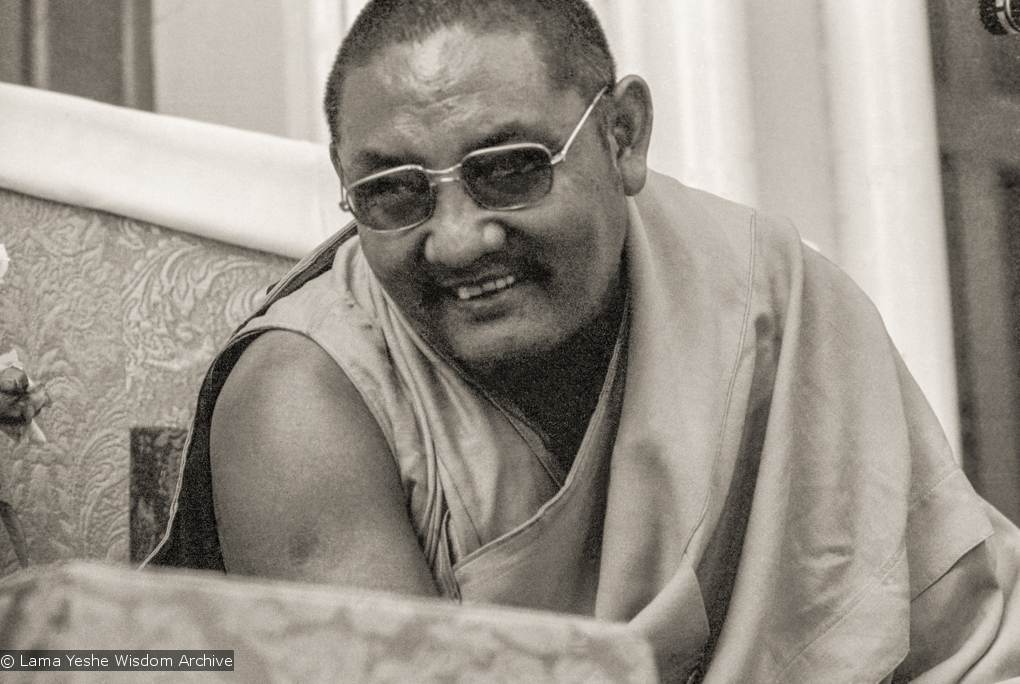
149, 171, 1020, 683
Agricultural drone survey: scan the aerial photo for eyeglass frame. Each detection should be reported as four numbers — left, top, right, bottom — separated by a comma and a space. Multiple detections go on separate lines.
338, 86, 610, 232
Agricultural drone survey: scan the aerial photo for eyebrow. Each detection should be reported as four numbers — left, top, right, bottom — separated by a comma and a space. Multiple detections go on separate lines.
470, 121, 561, 153
349, 150, 417, 176
347, 119, 563, 177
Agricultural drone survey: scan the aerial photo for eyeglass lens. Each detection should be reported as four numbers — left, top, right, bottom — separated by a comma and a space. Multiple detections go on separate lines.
461, 146, 553, 209
351, 169, 434, 232
349, 145, 555, 231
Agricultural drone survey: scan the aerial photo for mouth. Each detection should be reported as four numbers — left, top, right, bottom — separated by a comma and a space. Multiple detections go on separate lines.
454, 274, 517, 301
420, 261, 546, 311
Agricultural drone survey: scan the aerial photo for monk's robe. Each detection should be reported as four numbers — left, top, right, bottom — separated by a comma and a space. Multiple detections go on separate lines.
149, 171, 1020, 683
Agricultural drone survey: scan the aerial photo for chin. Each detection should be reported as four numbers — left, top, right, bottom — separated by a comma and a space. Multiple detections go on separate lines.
446, 329, 563, 379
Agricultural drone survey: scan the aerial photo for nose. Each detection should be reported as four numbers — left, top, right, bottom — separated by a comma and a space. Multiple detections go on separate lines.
422, 181, 506, 270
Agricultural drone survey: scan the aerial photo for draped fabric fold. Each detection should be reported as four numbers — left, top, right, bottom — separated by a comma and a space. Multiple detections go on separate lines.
615, 173, 1017, 682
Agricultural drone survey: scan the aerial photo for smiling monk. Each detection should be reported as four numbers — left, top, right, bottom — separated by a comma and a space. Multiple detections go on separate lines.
149, 1, 1020, 682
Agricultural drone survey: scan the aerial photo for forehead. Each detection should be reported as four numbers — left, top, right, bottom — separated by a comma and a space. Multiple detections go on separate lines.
336, 26, 577, 167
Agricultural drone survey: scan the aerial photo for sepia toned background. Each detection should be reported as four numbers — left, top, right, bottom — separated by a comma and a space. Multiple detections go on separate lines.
0, 0, 1019, 574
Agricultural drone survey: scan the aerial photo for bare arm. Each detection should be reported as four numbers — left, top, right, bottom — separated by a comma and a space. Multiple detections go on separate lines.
209, 329, 437, 596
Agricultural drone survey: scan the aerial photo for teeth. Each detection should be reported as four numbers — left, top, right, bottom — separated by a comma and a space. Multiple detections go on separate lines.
456, 275, 516, 300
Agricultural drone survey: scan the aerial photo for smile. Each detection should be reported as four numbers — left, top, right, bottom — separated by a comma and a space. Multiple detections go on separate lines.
455, 275, 517, 301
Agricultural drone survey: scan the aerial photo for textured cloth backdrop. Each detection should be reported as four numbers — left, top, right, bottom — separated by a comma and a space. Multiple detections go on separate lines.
0, 188, 292, 575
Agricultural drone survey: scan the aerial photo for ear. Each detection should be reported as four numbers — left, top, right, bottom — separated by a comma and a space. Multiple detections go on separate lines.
607, 75, 653, 196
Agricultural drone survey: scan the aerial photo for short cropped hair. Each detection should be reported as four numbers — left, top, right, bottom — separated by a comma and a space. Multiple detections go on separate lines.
323, 0, 616, 146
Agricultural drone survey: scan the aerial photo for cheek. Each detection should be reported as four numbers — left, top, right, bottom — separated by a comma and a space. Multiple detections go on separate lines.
359, 233, 412, 282
540, 223, 624, 325
356, 235, 431, 313
549, 188, 628, 290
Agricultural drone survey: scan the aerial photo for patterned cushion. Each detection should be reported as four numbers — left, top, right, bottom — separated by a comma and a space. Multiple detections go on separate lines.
0, 561, 658, 683
0, 188, 294, 575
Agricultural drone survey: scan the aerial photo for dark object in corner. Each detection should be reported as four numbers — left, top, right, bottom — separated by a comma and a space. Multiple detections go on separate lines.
980, 0, 1020, 35
130, 426, 187, 564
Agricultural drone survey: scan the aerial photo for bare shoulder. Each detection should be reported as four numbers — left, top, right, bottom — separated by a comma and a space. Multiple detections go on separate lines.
210, 329, 436, 595
213, 329, 378, 453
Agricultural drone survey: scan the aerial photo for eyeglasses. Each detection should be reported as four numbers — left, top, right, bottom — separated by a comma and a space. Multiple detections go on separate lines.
340, 87, 608, 232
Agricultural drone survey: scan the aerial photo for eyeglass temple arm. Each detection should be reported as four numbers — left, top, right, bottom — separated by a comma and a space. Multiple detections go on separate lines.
550, 86, 608, 165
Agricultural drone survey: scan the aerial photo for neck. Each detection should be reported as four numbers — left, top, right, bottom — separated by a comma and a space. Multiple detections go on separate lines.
482, 283, 626, 472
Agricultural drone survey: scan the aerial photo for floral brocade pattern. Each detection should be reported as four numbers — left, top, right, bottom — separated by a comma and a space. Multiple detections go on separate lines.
0, 188, 295, 576
0, 562, 658, 683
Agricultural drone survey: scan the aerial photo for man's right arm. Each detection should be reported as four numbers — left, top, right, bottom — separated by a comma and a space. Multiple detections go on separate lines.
209, 329, 438, 596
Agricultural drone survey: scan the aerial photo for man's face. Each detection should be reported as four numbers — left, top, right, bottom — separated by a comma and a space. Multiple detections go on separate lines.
334, 26, 631, 377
